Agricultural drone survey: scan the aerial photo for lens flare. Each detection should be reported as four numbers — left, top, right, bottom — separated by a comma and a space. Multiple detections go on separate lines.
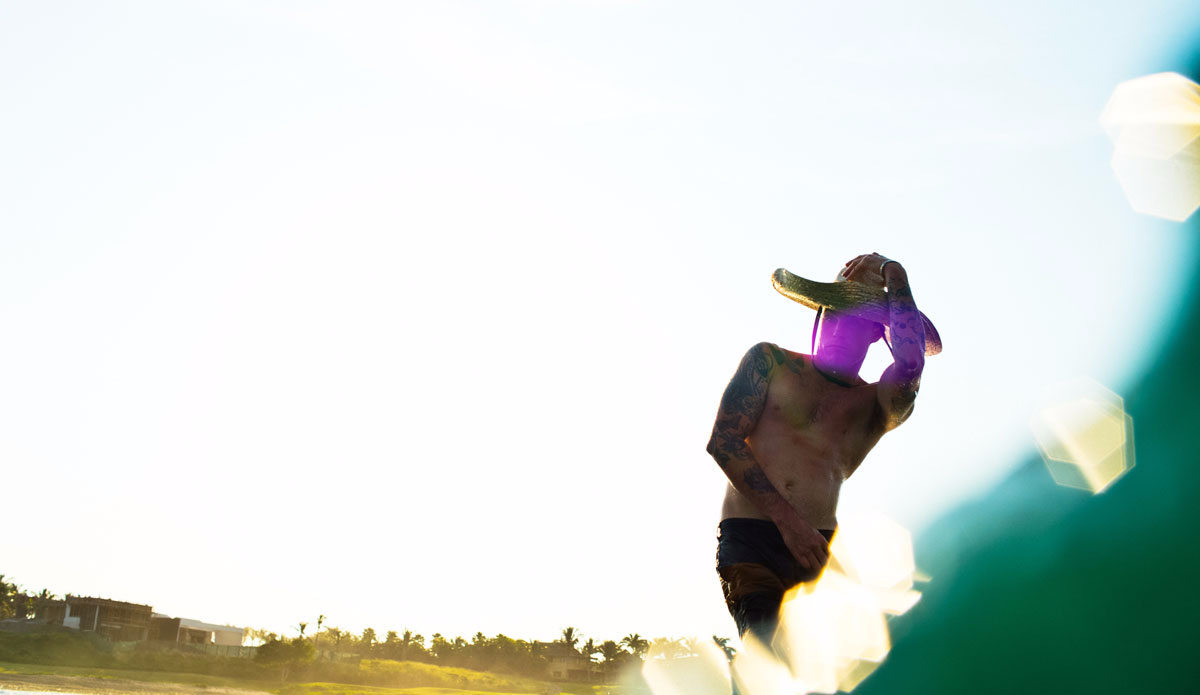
642, 638, 732, 695
1031, 378, 1134, 494
774, 571, 889, 693
826, 511, 920, 613
732, 631, 796, 695
721, 512, 922, 694
1100, 72, 1200, 221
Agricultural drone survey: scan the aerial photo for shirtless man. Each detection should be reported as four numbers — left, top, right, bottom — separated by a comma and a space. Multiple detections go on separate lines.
706, 252, 936, 657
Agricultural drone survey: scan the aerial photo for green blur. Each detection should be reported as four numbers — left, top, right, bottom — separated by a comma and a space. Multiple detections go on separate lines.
857, 157, 1200, 693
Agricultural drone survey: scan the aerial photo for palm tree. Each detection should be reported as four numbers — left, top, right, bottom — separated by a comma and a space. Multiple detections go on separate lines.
598, 640, 625, 681
649, 637, 686, 659
314, 615, 326, 654
713, 635, 736, 661
580, 637, 598, 681
620, 633, 648, 659
401, 629, 415, 661
430, 633, 447, 659
328, 627, 344, 652
559, 626, 580, 652
248, 628, 279, 645
0, 575, 18, 619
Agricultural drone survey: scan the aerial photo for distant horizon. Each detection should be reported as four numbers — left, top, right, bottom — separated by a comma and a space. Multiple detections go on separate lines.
2, 576, 730, 645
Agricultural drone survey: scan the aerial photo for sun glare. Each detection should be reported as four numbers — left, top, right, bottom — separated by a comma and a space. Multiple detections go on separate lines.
642, 638, 731, 695
643, 513, 923, 695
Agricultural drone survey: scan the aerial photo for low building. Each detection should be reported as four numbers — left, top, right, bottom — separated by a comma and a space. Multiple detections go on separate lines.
151, 614, 244, 646
537, 642, 599, 681
29, 595, 243, 649
34, 595, 152, 641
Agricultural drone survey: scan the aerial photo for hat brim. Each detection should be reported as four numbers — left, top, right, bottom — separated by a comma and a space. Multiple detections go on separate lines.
774, 268, 942, 356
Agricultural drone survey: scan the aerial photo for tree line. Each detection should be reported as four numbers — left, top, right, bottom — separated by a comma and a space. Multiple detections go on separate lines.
249, 622, 672, 678
0, 574, 55, 620
251, 621, 737, 679
3, 572, 735, 681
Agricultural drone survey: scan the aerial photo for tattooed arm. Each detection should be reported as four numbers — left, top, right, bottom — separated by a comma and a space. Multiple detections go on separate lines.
706, 342, 830, 570
840, 253, 926, 429
877, 262, 925, 429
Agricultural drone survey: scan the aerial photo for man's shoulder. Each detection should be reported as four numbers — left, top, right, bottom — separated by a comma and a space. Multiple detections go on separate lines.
741, 341, 778, 365
744, 342, 810, 372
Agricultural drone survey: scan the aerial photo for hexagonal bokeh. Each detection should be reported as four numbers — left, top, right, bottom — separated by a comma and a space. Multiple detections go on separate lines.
826, 511, 920, 614
1110, 144, 1200, 222
1100, 71, 1200, 221
1031, 378, 1135, 494
775, 571, 889, 694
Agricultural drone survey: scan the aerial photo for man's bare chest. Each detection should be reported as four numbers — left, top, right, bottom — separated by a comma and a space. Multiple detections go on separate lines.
766, 365, 879, 428
750, 361, 887, 478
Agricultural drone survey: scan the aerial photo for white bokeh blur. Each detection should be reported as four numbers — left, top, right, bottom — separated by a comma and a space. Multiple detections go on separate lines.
1031, 378, 1135, 494
645, 512, 921, 695
1102, 72, 1200, 221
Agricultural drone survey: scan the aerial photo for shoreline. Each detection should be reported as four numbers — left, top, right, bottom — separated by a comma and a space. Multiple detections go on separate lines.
0, 673, 271, 695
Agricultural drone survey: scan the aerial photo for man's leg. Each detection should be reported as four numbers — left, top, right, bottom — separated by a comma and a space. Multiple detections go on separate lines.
717, 562, 786, 695
716, 519, 799, 694
718, 563, 786, 644
715, 521, 836, 694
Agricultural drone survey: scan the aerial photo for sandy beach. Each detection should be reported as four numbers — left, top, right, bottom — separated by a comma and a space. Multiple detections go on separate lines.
0, 673, 271, 695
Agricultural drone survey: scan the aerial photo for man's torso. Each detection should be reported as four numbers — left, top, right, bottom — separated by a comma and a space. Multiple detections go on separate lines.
720, 345, 888, 528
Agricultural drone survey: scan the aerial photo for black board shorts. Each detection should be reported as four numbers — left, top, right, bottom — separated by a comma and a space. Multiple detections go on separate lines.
715, 517, 836, 645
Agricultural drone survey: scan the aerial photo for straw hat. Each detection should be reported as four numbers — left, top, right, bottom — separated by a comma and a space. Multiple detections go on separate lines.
772, 268, 942, 356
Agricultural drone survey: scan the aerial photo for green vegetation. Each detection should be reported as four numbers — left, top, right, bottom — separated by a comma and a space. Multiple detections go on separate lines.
0, 659, 269, 689
0, 660, 629, 695
0, 628, 117, 668
242, 622, 663, 683
273, 684, 541, 695
0, 576, 54, 621
0, 629, 647, 695
0, 571, 705, 694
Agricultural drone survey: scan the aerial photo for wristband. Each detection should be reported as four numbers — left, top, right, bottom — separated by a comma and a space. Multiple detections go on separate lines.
879, 259, 900, 277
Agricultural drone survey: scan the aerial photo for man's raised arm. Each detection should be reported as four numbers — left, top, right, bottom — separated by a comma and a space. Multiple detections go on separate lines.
706, 342, 830, 570
877, 261, 925, 428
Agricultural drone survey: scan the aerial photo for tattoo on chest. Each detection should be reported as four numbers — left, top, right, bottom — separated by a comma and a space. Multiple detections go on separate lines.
767, 344, 793, 367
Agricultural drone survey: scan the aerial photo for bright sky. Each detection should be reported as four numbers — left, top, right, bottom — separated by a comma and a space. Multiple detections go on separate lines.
3, 0, 1198, 645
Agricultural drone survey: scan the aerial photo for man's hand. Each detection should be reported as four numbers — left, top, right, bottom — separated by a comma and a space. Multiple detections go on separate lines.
840, 252, 894, 288
776, 514, 831, 571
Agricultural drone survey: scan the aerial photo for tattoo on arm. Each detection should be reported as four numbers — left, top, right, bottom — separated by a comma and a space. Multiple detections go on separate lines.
886, 277, 925, 373
743, 465, 776, 492
708, 343, 775, 469
881, 274, 924, 422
